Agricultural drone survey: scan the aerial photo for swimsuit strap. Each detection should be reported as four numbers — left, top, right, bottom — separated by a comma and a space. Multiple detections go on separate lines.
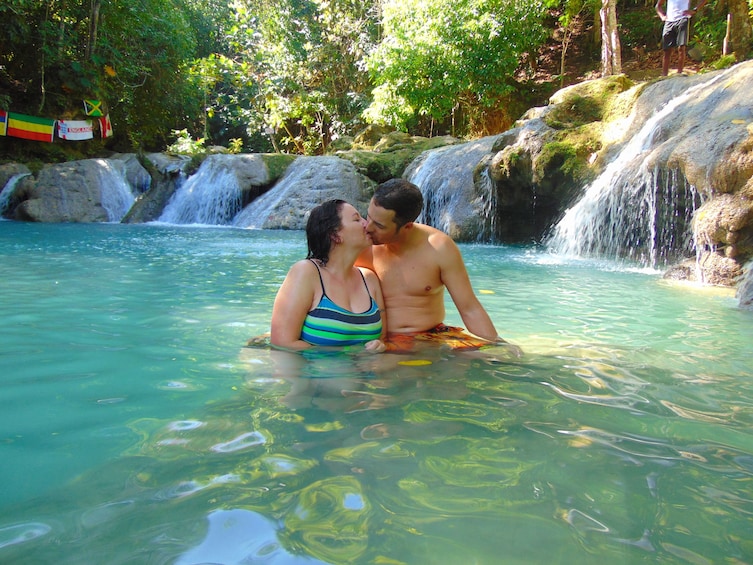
308, 259, 373, 301
356, 268, 373, 299
308, 259, 327, 297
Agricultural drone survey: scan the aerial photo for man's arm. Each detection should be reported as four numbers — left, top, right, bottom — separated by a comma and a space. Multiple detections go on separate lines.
435, 235, 499, 341
691, 0, 707, 15
655, 0, 667, 21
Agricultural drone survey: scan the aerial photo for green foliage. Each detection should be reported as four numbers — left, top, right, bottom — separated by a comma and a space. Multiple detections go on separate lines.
618, 5, 661, 49
0, 0, 743, 159
692, 10, 729, 53
364, 0, 549, 134
709, 54, 738, 69
167, 129, 206, 155
205, 0, 380, 154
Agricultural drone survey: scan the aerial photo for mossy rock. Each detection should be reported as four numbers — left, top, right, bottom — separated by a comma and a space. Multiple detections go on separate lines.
337, 135, 459, 183
546, 74, 635, 129
261, 153, 297, 182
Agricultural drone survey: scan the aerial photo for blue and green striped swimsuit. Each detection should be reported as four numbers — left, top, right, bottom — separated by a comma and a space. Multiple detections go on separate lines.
301, 260, 382, 346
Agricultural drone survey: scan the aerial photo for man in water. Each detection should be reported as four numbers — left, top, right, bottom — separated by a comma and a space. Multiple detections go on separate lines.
356, 178, 520, 354
656, 0, 707, 76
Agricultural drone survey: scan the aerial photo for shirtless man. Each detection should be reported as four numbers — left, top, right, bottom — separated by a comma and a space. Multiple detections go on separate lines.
356, 178, 518, 352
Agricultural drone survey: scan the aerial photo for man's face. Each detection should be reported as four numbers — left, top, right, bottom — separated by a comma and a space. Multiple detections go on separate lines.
365, 200, 401, 245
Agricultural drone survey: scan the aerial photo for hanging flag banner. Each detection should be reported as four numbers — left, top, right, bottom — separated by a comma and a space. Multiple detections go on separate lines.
58, 119, 94, 141
0, 110, 7, 136
7, 112, 56, 142
99, 114, 113, 139
83, 99, 104, 117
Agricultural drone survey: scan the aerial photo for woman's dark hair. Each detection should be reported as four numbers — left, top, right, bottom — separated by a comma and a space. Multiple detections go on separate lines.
306, 199, 345, 264
373, 178, 423, 228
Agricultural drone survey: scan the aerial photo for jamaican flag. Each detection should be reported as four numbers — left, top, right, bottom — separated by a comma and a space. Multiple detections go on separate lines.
83, 100, 105, 117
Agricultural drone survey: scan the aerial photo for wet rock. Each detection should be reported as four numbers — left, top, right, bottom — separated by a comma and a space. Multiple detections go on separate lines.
737, 262, 753, 309
233, 156, 375, 229
9, 159, 135, 223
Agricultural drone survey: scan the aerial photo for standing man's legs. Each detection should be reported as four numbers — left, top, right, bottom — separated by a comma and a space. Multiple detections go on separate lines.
662, 48, 672, 76
677, 44, 687, 73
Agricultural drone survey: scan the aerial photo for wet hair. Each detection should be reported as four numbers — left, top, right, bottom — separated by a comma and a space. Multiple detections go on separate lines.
306, 199, 345, 264
373, 178, 423, 228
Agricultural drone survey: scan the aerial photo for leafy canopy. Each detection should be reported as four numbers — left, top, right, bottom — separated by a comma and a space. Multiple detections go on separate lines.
364, 0, 548, 131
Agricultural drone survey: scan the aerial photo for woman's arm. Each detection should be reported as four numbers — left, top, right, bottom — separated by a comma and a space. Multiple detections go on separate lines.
270, 261, 317, 350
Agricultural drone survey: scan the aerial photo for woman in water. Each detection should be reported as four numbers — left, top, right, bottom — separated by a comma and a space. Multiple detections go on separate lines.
270, 199, 386, 352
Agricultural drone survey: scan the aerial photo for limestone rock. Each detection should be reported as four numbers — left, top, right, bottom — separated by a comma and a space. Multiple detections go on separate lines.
233, 156, 374, 229
9, 159, 135, 223
737, 262, 753, 309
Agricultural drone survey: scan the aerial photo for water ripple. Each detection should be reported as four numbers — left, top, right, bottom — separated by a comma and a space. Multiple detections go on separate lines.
0, 522, 52, 549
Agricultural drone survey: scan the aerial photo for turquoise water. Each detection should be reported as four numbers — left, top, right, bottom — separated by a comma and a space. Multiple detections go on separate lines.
1, 221, 752, 564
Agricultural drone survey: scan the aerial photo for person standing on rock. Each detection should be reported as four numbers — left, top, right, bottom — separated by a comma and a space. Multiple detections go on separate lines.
356, 178, 521, 355
656, 0, 707, 76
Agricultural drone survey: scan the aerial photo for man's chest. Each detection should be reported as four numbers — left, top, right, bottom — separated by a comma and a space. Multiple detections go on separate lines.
373, 252, 443, 297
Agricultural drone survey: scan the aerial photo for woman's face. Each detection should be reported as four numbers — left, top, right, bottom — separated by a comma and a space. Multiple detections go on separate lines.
336, 203, 370, 249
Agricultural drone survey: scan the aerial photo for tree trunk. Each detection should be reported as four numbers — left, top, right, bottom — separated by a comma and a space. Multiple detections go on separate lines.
86, 0, 102, 60
728, 0, 752, 59
600, 0, 622, 76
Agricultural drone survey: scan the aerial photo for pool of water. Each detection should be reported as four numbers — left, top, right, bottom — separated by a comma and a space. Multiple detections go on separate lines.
1, 221, 752, 564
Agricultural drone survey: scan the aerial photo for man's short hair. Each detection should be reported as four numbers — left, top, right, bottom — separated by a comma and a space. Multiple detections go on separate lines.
373, 179, 423, 228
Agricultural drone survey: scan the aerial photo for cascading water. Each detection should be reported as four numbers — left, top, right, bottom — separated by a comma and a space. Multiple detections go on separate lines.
159, 155, 244, 225
405, 136, 498, 238
95, 159, 136, 222
0, 173, 31, 217
546, 71, 728, 267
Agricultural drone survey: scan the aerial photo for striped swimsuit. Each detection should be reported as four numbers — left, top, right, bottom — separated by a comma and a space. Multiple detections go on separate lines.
301, 260, 382, 346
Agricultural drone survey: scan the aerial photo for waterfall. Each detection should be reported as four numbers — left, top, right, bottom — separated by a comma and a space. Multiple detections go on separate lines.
0, 173, 31, 217
159, 155, 243, 225
96, 159, 136, 222
405, 136, 498, 237
546, 71, 728, 267
232, 177, 289, 229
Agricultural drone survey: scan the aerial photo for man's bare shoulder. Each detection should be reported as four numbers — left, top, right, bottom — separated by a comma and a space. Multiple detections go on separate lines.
417, 224, 460, 255
415, 223, 452, 247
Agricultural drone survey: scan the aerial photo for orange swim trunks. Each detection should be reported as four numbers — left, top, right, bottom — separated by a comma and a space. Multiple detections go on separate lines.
384, 324, 491, 353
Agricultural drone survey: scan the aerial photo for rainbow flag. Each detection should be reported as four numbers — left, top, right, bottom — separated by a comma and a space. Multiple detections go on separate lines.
0, 110, 7, 136
7, 112, 56, 142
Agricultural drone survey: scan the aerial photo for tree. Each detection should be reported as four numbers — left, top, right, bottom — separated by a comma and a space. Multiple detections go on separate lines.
203, 0, 380, 154
727, 0, 752, 58
364, 0, 549, 134
600, 0, 621, 75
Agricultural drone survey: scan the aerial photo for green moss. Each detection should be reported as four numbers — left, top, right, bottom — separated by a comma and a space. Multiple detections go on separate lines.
262, 153, 297, 182
709, 54, 737, 70
545, 95, 603, 129
536, 127, 601, 183
546, 75, 635, 130
337, 135, 459, 183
